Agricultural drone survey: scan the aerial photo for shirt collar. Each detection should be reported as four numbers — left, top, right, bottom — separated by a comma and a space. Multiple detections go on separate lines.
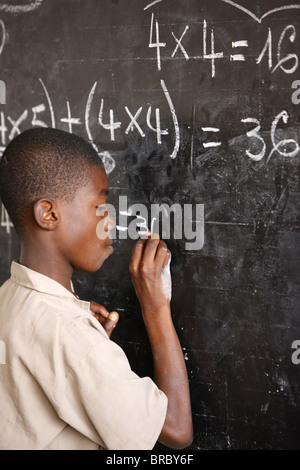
10, 260, 91, 312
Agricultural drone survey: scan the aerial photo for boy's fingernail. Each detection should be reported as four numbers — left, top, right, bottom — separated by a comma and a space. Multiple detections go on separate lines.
109, 312, 118, 322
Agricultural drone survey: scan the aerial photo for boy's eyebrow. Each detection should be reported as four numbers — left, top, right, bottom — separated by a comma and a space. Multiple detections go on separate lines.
100, 189, 109, 196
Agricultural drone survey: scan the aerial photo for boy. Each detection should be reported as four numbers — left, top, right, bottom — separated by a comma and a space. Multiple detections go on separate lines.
0, 128, 193, 450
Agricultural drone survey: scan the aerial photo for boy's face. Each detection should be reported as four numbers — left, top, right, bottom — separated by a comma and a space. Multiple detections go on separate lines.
56, 166, 115, 273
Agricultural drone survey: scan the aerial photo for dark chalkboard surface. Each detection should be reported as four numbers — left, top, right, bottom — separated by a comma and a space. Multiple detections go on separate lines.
0, 0, 299, 450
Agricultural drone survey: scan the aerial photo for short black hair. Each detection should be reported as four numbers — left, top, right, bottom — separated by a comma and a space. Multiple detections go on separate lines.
0, 127, 104, 234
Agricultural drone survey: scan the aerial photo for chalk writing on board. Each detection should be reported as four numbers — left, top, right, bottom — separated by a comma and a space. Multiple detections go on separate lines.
99, 99, 121, 142
83, 79, 179, 165
144, 0, 300, 22
0, 0, 43, 14
0, 2, 298, 186
39, 78, 55, 128
60, 101, 81, 134
0, 81, 299, 169
241, 111, 299, 163
202, 20, 224, 78
201, 128, 221, 149
230, 40, 248, 62
160, 79, 180, 159
148, 14, 299, 77
144, 0, 162, 10
256, 25, 298, 74
0, 19, 5, 58
171, 25, 189, 60
221, 1, 300, 24
149, 12, 165, 71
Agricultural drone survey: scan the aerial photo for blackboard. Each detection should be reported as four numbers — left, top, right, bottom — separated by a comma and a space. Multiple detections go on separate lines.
0, 0, 299, 450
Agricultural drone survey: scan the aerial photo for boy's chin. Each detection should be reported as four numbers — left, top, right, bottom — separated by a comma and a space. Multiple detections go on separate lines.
90, 247, 114, 272
97, 247, 114, 268
73, 251, 113, 273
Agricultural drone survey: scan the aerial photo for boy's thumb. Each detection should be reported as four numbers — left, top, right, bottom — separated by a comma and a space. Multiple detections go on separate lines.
108, 311, 119, 323
103, 311, 119, 338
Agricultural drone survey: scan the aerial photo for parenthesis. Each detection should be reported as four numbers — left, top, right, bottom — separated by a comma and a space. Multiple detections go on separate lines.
85, 81, 99, 153
39, 78, 55, 128
160, 79, 180, 159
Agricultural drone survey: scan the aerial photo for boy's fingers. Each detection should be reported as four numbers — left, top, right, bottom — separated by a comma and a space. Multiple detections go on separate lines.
90, 301, 109, 319
130, 237, 147, 271
130, 233, 168, 272
141, 233, 161, 264
155, 242, 170, 267
163, 249, 171, 267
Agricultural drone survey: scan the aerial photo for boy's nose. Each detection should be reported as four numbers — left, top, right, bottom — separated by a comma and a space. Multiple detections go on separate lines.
96, 205, 116, 240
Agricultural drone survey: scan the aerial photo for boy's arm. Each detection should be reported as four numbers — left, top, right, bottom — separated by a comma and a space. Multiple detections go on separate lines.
130, 235, 193, 449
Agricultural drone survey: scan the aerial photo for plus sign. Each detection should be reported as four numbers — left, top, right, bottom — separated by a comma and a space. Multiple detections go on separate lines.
60, 101, 81, 133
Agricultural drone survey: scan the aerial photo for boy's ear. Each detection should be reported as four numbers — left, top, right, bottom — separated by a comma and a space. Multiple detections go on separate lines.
33, 199, 60, 231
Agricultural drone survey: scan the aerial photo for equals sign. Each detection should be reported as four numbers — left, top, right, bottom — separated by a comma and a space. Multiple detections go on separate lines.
230, 40, 248, 61
202, 127, 221, 148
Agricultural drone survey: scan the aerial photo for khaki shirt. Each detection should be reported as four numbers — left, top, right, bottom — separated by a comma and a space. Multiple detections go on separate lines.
0, 261, 167, 450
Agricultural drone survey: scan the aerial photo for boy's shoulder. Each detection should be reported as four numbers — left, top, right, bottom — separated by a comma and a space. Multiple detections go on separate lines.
0, 262, 109, 363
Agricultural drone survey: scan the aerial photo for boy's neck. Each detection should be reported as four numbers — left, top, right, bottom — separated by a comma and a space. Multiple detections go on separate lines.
19, 241, 74, 293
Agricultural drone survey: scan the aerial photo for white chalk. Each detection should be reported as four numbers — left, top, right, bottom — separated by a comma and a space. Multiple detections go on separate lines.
161, 254, 172, 301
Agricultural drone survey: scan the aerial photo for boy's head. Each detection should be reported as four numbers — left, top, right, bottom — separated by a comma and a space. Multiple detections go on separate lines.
0, 127, 104, 233
0, 128, 114, 272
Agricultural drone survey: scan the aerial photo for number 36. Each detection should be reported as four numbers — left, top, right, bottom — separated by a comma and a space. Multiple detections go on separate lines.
241, 110, 299, 163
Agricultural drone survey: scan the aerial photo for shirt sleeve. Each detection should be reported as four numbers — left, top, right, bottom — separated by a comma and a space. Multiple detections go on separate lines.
56, 337, 168, 450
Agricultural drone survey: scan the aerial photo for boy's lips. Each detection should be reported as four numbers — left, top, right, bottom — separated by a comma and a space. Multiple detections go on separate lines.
106, 239, 114, 251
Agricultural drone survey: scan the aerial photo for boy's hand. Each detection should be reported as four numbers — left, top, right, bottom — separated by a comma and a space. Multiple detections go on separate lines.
90, 301, 119, 338
129, 233, 172, 313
